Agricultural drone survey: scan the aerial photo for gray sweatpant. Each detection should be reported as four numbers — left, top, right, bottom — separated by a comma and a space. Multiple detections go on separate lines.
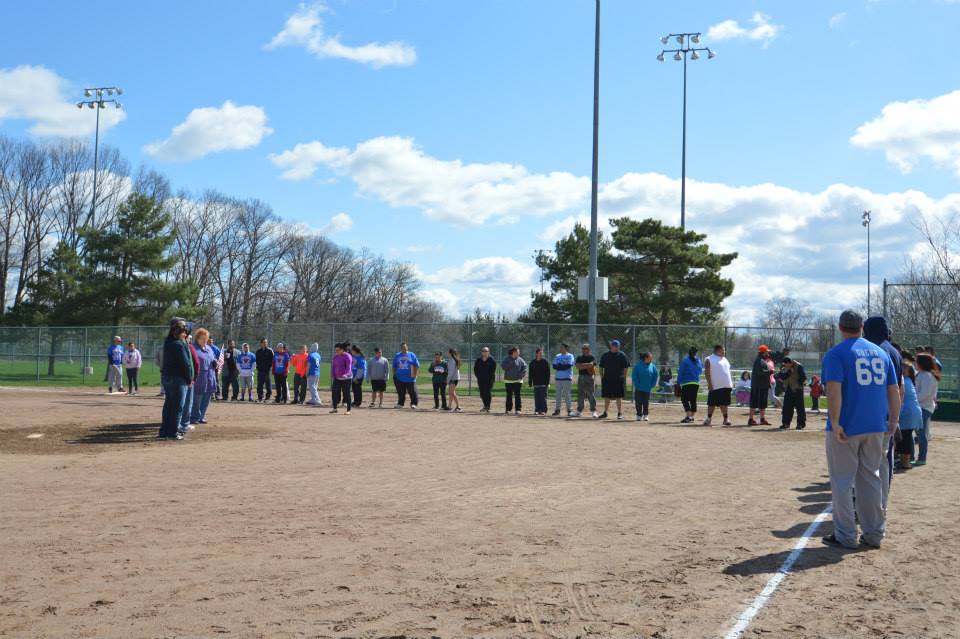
108, 364, 124, 389
825, 431, 886, 548
554, 379, 572, 412
577, 376, 596, 412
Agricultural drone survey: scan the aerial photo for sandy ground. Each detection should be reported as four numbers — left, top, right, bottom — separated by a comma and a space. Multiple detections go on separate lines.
1, 387, 958, 639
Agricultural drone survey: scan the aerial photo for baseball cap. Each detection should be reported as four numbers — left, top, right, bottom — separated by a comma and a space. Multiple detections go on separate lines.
611, 339, 621, 347
581, 343, 590, 349
839, 309, 864, 331
758, 344, 769, 353
113, 336, 122, 342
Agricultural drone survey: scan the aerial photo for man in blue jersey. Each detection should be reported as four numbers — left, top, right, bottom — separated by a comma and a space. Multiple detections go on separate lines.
863, 316, 904, 512
822, 310, 901, 550
307, 343, 323, 406
107, 336, 124, 393
236, 343, 257, 402
392, 342, 420, 409
552, 343, 575, 416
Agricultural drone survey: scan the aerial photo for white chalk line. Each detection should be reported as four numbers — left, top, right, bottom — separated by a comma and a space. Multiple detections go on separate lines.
721, 504, 833, 639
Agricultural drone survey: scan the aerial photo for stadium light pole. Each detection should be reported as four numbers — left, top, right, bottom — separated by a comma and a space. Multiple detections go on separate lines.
658, 33, 715, 230
588, 0, 600, 349
862, 209, 872, 315
76, 86, 123, 226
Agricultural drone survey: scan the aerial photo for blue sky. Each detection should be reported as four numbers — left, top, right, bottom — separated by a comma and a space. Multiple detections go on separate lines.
3, 0, 959, 322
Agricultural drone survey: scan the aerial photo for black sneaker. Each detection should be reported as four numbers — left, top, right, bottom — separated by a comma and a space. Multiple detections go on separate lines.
859, 535, 881, 550
598, 412, 608, 419
551, 410, 560, 416
821, 534, 856, 549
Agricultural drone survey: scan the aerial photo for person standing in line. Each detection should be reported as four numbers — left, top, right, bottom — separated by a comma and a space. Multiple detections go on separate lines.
123, 341, 142, 396
351, 345, 367, 408
367, 347, 390, 408
529, 348, 551, 416
474, 347, 496, 413
809, 375, 823, 414
777, 357, 808, 430
677, 347, 703, 424
237, 343, 256, 401
392, 342, 420, 409
428, 352, 449, 410
159, 318, 192, 440
914, 353, 939, 467
703, 344, 733, 427
208, 336, 222, 402
180, 331, 200, 435
330, 343, 353, 414
501, 346, 527, 415
190, 328, 219, 425
574, 344, 598, 418
272, 342, 292, 404
821, 310, 900, 550
107, 336, 125, 394
895, 352, 922, 470
447, 348, 462, 412
631, 352, 658, 422
598, 340, 631, 420
551, 343, 575, 417
289, 345, 308, 404
924, 345, 944, 376
863, 316, 903, 509
307, 343, 323, 406
255, 338, 274, 403
155, 343, 165, 397
748, 345, 773, 426
221, 339, 240, 401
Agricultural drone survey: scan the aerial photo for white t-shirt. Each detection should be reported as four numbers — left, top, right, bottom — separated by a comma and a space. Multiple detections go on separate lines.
706, 354, 733, 390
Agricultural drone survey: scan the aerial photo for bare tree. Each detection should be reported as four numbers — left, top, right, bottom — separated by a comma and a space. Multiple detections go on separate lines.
761, 296, 815, 349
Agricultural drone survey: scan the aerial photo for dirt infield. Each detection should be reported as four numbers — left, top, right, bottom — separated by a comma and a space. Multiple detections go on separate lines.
1, 388, 958, 639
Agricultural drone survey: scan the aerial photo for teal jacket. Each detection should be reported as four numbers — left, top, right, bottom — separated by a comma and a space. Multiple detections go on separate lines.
631, 361, 659, 392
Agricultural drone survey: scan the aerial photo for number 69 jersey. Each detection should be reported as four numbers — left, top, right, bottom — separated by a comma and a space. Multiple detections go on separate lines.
822, 337, 899, 436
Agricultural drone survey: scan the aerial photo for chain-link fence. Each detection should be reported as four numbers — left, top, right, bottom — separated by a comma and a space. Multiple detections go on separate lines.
0, 322, 957, 399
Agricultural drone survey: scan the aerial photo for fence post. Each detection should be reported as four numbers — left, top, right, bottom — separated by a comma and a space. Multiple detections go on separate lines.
82, 327, 87, 384
36, 327, 41, 382
632, 324, 637, 363
468, 319, 474, 397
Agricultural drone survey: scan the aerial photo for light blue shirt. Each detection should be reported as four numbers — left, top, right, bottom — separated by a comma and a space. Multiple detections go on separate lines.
552, 352, 575, 380
899, 376, 923, 430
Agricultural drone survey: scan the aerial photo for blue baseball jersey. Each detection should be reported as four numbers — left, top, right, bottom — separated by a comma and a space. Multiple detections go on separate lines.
352, 355, 367, 380
237, 352, 256, 374
273, 351, 291, 374
392, 351, 420, 383
822, 337, 898, 437
108, 344, 124, 365
552, 352, 576, 380
307, 352, 321, 376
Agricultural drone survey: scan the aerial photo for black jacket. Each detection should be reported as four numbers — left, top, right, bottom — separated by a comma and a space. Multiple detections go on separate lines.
474, 356, 496, 384
222, 347, 239, 374
529, 359, 550, 386
751, 356, 771, 389
255, 347, 274, 371
162, 336, 193, 384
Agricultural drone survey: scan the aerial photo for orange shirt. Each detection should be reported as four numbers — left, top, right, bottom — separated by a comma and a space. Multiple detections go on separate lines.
290, 352, 309, 376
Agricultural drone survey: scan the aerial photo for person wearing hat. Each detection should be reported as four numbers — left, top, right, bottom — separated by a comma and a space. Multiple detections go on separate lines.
821, 310, 900, 550
159, 319, 192, 440
272, 342, 292, 404
598, 339, 631, 420
473, 347, 496, 413
776, 356, 807, 430
748, 345, 774, 426
574, 344, 598, 418
107, 336, 125, 394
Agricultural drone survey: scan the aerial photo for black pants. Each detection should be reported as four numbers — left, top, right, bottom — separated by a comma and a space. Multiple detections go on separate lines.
293, 374, 307, 403
221, 372, 239, 400
478, 380, 493, 409
895, 428, 915, 459
505, 383, 522, 412
680, 384, 698, 413
126, 368, 139, 392
333, 379, 352, 409
782, 388, 806, 427
533, 386, 547, 414
811, 397, 820, 411
352, 380, 363, 406
634, 390, 650, 416
397, 381, 419, 406
257, 369, 272, 400
274, 373, 288, 402
433, 382, 447, 408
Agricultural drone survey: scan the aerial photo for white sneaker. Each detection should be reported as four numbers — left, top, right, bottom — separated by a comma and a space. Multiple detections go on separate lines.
572, 411, 581, 417
643, 415, 649, 422
410, 405, 418, 410
514, 410, 521, 416
703, 418, 712, 426
591, 411, 598, 419
636, 415, 642, 421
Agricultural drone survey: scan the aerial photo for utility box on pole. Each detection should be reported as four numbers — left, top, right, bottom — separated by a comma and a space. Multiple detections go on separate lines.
578, 276, 608, 302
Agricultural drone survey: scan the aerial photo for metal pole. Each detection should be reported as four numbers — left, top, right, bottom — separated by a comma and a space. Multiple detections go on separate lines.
468, 320, 474, 397
91, 101, 100, 224
882, 278, 888, 318
867, 221, 871, 315
587, 0, 600, 349
36, 327, 41, 382
680, 49, 688, 230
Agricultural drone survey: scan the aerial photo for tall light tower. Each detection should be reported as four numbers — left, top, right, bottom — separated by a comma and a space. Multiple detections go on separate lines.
588, 0, 601, 349
658, 33, 715, 230
76, 86, 123, 224
862, 209, 872, 315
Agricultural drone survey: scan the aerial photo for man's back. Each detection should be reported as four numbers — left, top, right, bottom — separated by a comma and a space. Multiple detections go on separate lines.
823, 337, 896, 436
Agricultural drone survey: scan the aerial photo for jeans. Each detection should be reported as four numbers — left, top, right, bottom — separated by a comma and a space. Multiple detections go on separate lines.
221, 372, 239, 400
257, 369, 272, 401
554, 378, 572, 412
191, 390, 213, 422
274, 373, 288, 402
533, 386, 548, 413
125, 368, 139, 392
307, 374, 321, 404
180, 385, 194, 432
918, 408, 932, 462
352, 380, 364, 406
293, 374, 307, 403
478, 380, 493, 409
333, 379, 352, 409
577, 376, 596, 412
505, 382, 522, 412
680, 384, 699, 413
432, 382, 447, 408
634, 390, 650, 416
160, 377, 188, 438
397, 380, 419, 406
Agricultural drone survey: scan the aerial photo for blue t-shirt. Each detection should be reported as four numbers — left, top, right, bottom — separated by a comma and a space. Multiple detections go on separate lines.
307, 352, 321, 376
211, 344, 221, 360
392, 351, 420, 383
237, 352, 256, 374
108, 344, 124, 365
273, 351, 291, 374
552, 353, 576, 381
822, 337, 898, 436
352, 355, 367, 380
899, 376, 923, 431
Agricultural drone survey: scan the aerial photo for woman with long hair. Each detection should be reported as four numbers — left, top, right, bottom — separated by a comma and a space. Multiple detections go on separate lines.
447, 348, 462, 411
896, 352, 923, 470
677, 347, 703, 423
914, 353, 939, 467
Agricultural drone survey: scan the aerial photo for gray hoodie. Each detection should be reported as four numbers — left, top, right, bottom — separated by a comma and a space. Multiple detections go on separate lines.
367, 355, 390, 381
501, 355, 527, 382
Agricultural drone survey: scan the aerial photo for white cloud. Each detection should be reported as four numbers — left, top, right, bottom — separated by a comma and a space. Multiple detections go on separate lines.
418, 288, 462, 317
144, 101, 272, 162
320, 212, 353, 235
404, 243, 441, 253
265, 3, 416, 69
422, 257, 536, 288
268, 136, 589, 225
707, 12, 782, 46
0, 65, 126, 137
828, 12, 847, 29
850, 90, 960, 177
